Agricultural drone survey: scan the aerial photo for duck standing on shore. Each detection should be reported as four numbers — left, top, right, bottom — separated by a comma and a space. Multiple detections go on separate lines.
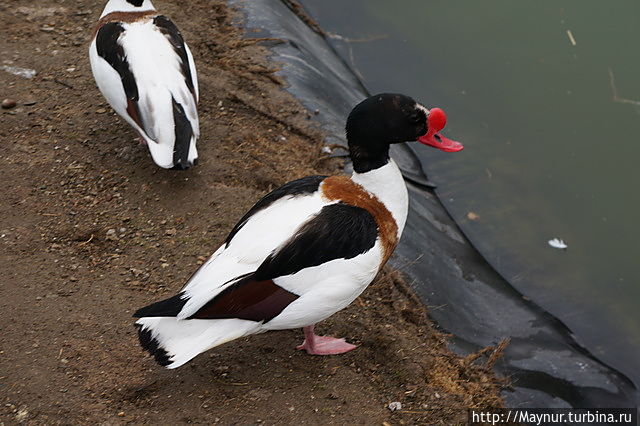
134, 94, 463, 368
89, 0, 199, 169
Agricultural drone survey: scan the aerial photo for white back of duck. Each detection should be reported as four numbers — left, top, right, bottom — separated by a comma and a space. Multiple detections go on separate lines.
90, 0, 200, 169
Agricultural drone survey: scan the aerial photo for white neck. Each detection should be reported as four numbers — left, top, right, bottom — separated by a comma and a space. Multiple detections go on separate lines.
100, 0, 156, 18
351, 159, 409, 239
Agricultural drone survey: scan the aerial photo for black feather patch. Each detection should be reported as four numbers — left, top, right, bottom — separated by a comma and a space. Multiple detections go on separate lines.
153, 15, 197, 100
255, 202, 378, 279
224, 175, 327, 246
96, 22, 143, 128
133, 293, 187, 318
135, 324, 172, 367
171, 96, 193, 169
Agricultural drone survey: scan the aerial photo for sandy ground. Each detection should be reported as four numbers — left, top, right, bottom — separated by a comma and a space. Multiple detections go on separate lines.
0, 0, 505, 424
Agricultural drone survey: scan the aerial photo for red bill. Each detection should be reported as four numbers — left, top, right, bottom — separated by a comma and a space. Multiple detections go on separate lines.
417, 107, 464, 152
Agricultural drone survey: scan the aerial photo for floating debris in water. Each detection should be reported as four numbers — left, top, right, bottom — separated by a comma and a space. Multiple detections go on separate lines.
566, 29, 577, 46
548, 238, 568, 249
467, 212, 480, 221
1, 65, 37, 79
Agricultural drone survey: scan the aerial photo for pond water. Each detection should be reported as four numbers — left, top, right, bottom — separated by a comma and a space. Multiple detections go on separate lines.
299, 0, 640, 386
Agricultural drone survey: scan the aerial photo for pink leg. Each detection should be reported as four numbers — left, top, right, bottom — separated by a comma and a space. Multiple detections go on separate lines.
296, 324, 357, 355
137, 136, 146, 146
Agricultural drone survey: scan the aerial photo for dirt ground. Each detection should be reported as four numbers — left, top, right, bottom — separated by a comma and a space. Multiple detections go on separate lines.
0, 1, 506, 424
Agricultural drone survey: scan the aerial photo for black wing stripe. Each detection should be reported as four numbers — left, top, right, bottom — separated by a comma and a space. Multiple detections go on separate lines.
171, 97, 193, 169
153, 15, 197, 101
224, 175, 328, 247
96, 23, 145, 130
255, 202, 378, 280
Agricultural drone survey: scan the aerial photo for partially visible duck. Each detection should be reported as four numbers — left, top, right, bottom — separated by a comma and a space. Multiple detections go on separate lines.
134, 93, 463, 368
89, 0, 199, 169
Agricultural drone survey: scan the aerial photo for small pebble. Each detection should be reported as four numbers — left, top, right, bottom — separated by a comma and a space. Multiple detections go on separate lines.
2, 99, 17, 109
388, 401, 402, 411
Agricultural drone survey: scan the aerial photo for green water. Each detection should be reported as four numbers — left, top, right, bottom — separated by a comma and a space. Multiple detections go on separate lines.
300, 1, 640, 383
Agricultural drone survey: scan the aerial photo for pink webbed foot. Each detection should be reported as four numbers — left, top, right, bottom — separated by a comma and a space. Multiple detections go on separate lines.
136, 136, 146, 146
296, 325, 357, 355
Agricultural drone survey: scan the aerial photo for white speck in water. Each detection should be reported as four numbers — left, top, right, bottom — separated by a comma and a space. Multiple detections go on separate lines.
548, 238, 568, 249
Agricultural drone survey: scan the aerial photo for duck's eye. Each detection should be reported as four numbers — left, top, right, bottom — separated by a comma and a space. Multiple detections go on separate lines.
408, 112, 422, 123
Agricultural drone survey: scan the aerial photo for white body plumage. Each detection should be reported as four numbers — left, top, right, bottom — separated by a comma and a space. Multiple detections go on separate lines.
89, 0, 199, 169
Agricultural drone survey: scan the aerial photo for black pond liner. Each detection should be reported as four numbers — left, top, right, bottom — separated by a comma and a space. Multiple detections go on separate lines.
229, 0, 639, 410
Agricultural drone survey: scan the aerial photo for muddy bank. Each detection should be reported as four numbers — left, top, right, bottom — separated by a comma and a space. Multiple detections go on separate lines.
233, 0, 639, 409
1, 0, 505, 424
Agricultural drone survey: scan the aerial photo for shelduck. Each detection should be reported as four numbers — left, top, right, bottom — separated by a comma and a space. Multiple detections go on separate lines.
89, 0, 199, 169
134, 93, 463, 368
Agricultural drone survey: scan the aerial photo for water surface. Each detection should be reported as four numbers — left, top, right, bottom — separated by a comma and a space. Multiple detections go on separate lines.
299, 0, 640, 385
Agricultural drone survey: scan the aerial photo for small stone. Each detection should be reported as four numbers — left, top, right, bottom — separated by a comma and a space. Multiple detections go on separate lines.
96, 108, 107, 114
388, 401, 402, 411
2, 99, 17, 109
117, 411, 125, 417
165, 228, 177, 236
15, 406, 28, 423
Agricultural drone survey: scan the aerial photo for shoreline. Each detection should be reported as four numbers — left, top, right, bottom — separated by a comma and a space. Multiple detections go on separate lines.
1, 0, 505, 424
236, 0, 639, 409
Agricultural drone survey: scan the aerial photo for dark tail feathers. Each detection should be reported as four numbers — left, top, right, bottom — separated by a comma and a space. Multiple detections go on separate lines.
133, 293, 187, 318
171, 97, 194, 169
